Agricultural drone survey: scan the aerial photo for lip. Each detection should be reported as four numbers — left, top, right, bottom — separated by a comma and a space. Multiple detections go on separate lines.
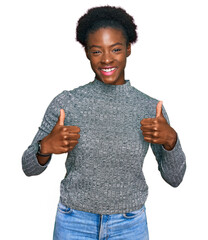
100, 66, 115, 69
99, 67, 118, 76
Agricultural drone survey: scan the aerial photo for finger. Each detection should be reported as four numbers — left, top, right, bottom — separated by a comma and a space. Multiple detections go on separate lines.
143, 137, 157, 144
69, 140, 79, 147
144, 131, 159, 137
63, 133, 80, 140
58, 109, 65, 126
156, 101, 163, 118
63, 139, 78, 146
142, 132, 153, 139
141, 125, 155, 132
63, 126, 81, 132
69, 133, 80, 139
140, 118, 155, 125
61, 140, 78, 152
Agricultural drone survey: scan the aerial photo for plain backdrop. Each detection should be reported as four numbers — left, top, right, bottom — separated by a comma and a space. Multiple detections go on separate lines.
1, 0, 208, 239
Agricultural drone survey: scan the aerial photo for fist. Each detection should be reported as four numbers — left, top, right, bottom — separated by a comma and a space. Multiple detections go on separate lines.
140, 101, 177, 151
41, 109, 81, 154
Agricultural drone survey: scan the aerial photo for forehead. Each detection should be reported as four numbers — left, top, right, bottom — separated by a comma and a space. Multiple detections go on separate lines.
87, 27, 126, 46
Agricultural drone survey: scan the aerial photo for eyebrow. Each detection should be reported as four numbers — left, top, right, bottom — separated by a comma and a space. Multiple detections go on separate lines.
89, 42, 124, 49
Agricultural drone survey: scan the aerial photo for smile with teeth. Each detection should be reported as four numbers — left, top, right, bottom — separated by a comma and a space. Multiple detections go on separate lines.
101, 68, 116, 72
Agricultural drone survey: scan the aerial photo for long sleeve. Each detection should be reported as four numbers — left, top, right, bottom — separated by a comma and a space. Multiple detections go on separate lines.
150, 105, 186, 187
21, 78, 187, 214
22, 91, 67, 176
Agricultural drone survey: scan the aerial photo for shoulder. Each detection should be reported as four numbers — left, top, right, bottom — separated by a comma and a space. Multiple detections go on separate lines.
131, 86, 158, 102
130, 86, 159, 115
59, 81, 93, 101
51, 81, 92, 105
130, 85, 169, 121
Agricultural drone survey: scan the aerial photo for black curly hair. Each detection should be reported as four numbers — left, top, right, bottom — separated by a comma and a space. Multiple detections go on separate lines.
76, 6, 138, 47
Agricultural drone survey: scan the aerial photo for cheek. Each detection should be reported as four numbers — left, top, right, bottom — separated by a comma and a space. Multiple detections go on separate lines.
91, 64, 98, 72
89, 61, 100, 74
118, 53, 127, 63
89, 57, 98, 66
89, 59, 97, 70
119, 57, 127, 68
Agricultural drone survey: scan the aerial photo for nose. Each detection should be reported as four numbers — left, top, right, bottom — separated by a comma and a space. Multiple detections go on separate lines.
101, 52, 114, 65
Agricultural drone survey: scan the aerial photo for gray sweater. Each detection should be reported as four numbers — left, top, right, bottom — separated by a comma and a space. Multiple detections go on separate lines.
22, 78, 186, 214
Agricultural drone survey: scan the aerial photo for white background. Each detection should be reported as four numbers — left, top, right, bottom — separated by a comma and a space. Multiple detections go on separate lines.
1, 0, 207, 239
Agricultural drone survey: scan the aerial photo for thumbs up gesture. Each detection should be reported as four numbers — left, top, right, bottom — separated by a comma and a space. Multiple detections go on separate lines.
40, 109, 81, 154
140, 101, 177, 151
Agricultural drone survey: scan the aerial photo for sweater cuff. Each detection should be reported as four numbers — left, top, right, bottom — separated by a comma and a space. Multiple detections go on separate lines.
161, 134, 185, 166
33, 141, 52, 167
22, 142, 52, 176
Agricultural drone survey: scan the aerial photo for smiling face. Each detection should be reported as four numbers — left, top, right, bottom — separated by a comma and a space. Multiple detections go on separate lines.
85, 27, 131, 85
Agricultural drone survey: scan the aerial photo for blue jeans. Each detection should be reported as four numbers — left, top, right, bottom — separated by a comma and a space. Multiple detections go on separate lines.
53, 201, 149, 240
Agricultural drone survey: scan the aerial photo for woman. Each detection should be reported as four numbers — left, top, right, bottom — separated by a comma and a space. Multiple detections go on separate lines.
22, 6, 186, 240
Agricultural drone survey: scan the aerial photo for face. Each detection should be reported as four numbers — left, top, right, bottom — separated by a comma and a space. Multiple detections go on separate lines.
85, 27, 131, 85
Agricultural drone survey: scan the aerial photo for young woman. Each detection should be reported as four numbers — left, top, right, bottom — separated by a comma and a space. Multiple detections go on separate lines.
22, 6, 186, 240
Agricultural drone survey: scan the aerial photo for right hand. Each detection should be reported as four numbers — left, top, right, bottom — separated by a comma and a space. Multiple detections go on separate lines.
40, 109, 81, 154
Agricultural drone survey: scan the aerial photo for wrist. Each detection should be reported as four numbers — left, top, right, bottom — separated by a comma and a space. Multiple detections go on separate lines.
163, 129, 177, 151
37, 140, 52, 157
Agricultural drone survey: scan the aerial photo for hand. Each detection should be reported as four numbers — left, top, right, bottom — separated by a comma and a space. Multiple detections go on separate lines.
140, 101, 177, 151
41, 109, 81, 154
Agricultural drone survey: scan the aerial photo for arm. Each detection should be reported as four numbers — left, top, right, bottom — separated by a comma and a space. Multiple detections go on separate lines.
21, 94, 62, 176
141, 101, 186, 187
22, 126, 53, 177
151, 134, 186, 187
22, 91, 81, 177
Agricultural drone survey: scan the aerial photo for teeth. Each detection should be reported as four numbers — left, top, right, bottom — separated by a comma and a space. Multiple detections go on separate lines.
101, 68, 116, 72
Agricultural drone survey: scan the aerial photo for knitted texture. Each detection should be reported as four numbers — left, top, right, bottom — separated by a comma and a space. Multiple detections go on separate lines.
22, 78, 186, 214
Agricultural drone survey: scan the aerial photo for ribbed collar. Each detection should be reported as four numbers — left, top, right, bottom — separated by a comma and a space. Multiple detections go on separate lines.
90, 78, 132, 96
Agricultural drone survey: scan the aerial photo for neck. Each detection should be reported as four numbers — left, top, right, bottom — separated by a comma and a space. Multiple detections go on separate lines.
90, 77, 132, 97
96, 78, 125, 85
95, 71, 125, 85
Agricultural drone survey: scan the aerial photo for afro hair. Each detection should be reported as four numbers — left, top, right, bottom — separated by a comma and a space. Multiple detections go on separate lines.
76, 6, 138, 47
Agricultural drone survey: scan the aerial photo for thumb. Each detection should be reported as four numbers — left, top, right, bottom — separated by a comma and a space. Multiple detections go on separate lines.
57, 109, 65, 126
156, 101, 163, 118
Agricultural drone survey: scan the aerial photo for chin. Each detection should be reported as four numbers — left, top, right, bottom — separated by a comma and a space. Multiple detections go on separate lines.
102, 79, 116, 84
96, 76, 118, 85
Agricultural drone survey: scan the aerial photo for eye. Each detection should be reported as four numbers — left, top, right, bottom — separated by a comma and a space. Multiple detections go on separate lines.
91, 50, 101, 55
113, 48, 121, 53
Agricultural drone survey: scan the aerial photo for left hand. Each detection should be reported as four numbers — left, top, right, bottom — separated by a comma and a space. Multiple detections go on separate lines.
140, 101, 177, 151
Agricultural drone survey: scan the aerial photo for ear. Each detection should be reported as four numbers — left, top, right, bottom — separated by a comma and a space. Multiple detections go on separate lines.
85, 47, 90, 60
126, 43, 131, 57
